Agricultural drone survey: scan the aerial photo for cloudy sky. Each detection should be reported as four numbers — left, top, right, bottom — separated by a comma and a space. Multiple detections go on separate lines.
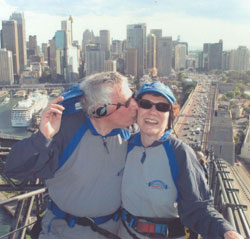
1, 0, 250, 50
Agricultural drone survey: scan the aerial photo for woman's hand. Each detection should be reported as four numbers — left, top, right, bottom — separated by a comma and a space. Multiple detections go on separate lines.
224, 231, 244, 239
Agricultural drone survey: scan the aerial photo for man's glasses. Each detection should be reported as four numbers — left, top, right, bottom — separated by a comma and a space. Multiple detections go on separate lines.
110, 92, 135, 110
137, 99, 171, 112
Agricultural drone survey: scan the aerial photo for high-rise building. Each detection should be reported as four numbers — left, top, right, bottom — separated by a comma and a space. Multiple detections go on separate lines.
28, 35, 38, 56
157, 37, 172, 76
0, 48, 14, 85
105, 60, 117, 72
127, 23, 146, 79
82, 29, 95, 53
175, 44, 186, 71
41, 43, 49, 62
150, 29, 162, 39
147, 33, 156, 69
111, 40, 123, 57
61, 16, 73, 46
55, 30, 66, 77
85, 44, 105, 76
126, 48, 137, 78
1, 20, 20, 76
9, 12, 27, 71
234, 46, 249, 71
203, 40, 223, 71
100, 30, 110, 60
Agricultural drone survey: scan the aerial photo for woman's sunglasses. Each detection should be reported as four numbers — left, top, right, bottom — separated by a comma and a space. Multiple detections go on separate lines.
137, 99, 171, 112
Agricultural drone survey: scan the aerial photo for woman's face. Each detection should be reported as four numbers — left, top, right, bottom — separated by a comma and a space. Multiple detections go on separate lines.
137, 94, 171, 140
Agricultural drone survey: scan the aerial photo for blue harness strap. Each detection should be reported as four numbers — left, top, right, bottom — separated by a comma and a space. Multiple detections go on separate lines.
163, 140, 179, 200
57, 122, 88, 170
48, 200, 118, 227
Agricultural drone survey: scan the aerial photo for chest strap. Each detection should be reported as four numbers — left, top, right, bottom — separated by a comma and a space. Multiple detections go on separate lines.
121, 208, 185, 239
48, 200, 121, 239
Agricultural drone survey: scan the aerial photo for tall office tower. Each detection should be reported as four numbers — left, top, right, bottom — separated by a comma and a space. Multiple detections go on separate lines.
157, 37, 172, 77
55, 30, 66, 78
105, 60, 117, 72
203, 40, 223, 71
0, 48, 14, 85
48, 39, 57, 80
126, 48, 138, 78
234, 46, 249, 71
1, 20, 20, 76
100, 30, 110, 60
175, 44, 186, 71
28, 35, 38, 56
147, 33, 156, 69
150, 29, 162, 71
222, 51, 231, 71
41, 43, 49, 62
111, 40, 123, 59
150, 29, 162, 39
127, 23, 147, 79
61, 16, 73, 46
82, 29, 95, 53
9, 12, 27, 71
85, 44, 105, 76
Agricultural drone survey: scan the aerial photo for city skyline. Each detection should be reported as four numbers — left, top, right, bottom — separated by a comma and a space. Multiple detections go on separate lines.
1, 0, 250, 50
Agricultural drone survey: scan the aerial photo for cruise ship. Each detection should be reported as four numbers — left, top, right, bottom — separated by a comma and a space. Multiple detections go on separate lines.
11, 93, 49, 127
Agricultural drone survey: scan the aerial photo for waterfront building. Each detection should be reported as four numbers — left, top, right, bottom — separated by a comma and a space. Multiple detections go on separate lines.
126, 23, 147, 79
0, 48, 14, 85
9, 12, 27, 71
1, 20, 20, 77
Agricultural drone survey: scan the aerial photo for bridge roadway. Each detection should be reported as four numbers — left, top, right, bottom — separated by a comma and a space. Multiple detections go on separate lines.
173, 73, 250, 227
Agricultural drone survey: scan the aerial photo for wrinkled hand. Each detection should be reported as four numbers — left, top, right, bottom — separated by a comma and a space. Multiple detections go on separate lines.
224, 231, 244, 239
39, 96, 65, 139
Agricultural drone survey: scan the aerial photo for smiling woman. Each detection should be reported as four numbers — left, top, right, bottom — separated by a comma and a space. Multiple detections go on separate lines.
118, 81, 244, 239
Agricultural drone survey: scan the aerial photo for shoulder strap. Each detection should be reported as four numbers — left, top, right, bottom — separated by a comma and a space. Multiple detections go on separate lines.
57, 122, 88, 170
163, 140, 179, 199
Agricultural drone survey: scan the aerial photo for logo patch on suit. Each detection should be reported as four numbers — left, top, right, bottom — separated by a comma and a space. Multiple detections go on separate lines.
148, 180, 168, 190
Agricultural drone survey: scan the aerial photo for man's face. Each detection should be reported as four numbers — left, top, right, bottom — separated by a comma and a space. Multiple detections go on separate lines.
107, 82, 138, 128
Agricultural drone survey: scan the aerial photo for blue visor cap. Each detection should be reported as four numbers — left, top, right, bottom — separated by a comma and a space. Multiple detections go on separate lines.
136, 81, 176, 105
59, 83, 84, 115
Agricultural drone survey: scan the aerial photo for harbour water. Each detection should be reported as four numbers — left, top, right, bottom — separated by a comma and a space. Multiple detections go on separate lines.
0, 97, 32, 237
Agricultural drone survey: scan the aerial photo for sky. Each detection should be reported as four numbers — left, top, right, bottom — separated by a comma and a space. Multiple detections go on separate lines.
1, 0, 250, 50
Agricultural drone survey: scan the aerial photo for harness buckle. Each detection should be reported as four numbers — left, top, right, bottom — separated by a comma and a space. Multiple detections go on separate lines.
136, 221, 168, 238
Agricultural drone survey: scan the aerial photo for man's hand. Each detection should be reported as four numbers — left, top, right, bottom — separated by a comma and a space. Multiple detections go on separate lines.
39, 96, 65, 139
224, 231, 244, 239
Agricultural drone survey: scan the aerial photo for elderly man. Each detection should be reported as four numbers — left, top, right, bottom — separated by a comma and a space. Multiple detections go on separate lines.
5, 72, 138, 239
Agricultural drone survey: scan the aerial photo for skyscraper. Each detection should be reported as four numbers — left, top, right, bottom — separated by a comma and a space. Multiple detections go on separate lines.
157, 37, 172, 77
0, 48, 14, 85
175, 44, 186, 71
9, 12, 27, 71
1, 20, 20, 76
100, 30, 110, 60
85, 44, 105, 76
203, 40, 223, 71
127, 23, 146, 79
147, 33, 156, 69
126, 48, 138, 78
61, 16, 73, 46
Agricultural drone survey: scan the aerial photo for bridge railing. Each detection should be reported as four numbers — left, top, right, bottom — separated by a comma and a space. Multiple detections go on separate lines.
208, 154, 250, 238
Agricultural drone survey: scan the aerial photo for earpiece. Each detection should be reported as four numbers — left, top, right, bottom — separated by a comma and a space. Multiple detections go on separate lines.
92, 104, 108, 118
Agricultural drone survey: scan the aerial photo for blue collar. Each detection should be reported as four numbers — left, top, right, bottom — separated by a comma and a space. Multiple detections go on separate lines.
130, 129, 172, 147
